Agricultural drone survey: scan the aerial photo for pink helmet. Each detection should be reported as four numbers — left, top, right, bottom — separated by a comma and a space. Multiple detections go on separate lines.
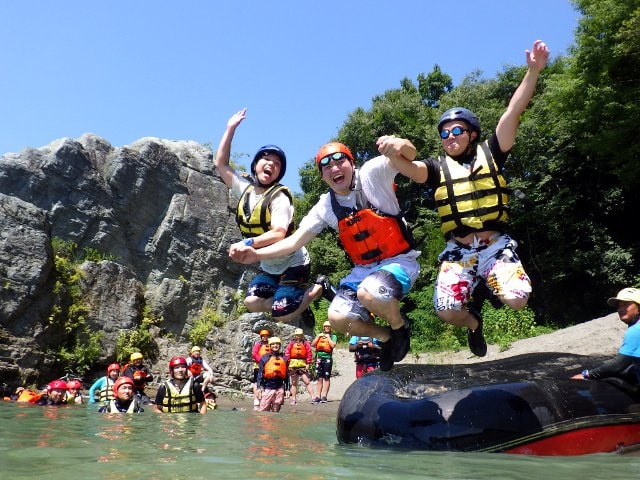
67, 379, 82, 390
47, 380, 67, 391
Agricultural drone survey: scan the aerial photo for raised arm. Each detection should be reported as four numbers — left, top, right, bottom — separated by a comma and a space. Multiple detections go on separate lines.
215, 108, 247, 188
376, 135, 428, 183
496, 40, 549, 152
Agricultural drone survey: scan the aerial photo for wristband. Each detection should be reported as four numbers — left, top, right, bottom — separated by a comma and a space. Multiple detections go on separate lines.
243, 238, 254, 247
581, 369, 589, 379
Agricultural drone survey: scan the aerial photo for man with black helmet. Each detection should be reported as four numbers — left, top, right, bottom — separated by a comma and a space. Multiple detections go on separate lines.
418, 40, 549, 357
216, 108, 322, 326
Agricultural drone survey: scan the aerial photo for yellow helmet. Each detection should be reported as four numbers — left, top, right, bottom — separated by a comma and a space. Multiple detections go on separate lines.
130, 352, 143, 361
268, 336, 282, 346
323, 321, 331, 328
190, 346, 201, 353
293, 328, 304, 336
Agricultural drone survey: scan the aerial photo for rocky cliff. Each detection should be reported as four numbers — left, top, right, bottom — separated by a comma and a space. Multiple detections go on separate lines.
0, 134, 308, 393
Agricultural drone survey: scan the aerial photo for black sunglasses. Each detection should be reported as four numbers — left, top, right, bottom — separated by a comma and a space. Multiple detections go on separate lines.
319, 152, 349, 167
439, 126, 469, 139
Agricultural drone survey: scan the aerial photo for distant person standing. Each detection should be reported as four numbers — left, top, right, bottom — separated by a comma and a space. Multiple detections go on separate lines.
349, 336, 381, 378
251, 328, 272, 410
256, 337, 290, 412
311, 321, 337, 403
284, 328, 316, 404
571, 288, 640, 385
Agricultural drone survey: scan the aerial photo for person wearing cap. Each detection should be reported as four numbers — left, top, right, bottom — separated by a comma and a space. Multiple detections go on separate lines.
154, 356, 207, 414
122, 352, 154, 404
284, 328, 315, 404
216, 108, 323, 327
186, 346, 214, 394
89, 363, 121, 404
255, 336, 290, 412
98, 376, 145, 413
230, 134, 425, 372
311, 321, 337, 403
571, 288, 640, 384
416, 40, 549, 358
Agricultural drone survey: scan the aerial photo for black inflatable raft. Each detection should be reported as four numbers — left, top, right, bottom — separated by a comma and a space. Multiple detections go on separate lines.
336, 353, 640, 455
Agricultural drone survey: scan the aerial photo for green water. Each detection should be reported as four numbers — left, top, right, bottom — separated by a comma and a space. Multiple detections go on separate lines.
1, 401, 639, 480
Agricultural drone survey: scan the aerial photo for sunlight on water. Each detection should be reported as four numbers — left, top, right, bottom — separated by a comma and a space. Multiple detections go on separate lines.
0, 401, 639, 480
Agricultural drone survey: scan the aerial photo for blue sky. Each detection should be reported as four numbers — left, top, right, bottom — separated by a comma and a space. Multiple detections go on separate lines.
0, 1, 580, 193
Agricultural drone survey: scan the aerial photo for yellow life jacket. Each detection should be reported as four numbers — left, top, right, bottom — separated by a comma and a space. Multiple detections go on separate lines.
158, 378, 200, 413
98, 378, 115, 403
434, 141, 510, 236
235, 183, 294, 238
330, 189, 414, 265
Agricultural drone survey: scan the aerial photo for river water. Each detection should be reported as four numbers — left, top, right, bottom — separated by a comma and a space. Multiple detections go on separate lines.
1, 400, 639, 480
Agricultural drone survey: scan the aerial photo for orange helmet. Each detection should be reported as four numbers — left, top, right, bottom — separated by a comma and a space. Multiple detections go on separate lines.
112, 376, 134, 395
107, 363, 121, 374
259, 329, 270, 337
315, 142, 354, 171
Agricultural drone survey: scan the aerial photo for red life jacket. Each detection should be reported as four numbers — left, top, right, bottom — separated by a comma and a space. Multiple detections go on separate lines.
330, 189, 414, 265
188, 357, 203, 376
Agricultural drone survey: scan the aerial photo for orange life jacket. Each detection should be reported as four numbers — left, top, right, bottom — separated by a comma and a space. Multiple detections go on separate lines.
16, 389, 43, 403
330, 190, 414, 265
289, 341, 308, 360
263, 355, 287, 380
315, 335, 334, 354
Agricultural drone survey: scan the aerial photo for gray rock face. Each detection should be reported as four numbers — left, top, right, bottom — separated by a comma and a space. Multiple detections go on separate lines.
0, 134, 311, 392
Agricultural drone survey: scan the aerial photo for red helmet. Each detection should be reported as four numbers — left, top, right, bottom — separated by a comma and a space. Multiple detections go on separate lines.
67, 379, 82, 390
47, 380, 67, 391
112, 376, 134, 395
107, 363, 121, 374
169, 356, 188, 370
315, 142, 354, 171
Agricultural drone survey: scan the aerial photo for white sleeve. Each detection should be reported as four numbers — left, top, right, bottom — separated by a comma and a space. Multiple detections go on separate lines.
268, 191, 294, 231
360, 155, 401, 215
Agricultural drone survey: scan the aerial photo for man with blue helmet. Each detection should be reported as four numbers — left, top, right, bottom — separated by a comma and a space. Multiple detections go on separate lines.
216, 108, 322, 325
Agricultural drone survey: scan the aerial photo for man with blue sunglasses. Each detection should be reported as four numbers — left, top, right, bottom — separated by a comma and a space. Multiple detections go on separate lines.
230, 135, 426, 371
414, 39, 549, 357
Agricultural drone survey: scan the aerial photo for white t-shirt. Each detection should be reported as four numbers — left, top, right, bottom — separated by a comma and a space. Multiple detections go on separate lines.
231, 175, 310, 274
298, 155, 420, 286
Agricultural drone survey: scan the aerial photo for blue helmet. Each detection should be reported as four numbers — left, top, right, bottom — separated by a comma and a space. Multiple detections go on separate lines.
251, 144, 287, 186
438, 108, 481, 139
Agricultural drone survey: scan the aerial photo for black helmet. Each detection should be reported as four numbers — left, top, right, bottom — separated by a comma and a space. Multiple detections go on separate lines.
251, 144, 287, 187
438, 108, 481, 139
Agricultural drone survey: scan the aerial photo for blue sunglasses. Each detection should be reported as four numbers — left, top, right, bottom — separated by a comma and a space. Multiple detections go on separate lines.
439, 126, 469, 139
319, 152, 349, 167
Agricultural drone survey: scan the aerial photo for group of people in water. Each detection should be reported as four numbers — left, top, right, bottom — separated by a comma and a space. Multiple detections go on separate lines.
7, 347, 217, 414
9, 38, 637, 414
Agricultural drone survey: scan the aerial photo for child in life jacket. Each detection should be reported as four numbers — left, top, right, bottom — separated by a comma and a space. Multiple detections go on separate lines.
256, 337, 290, 412
89, 363, 120, 404
252, 328, 272, 410
65, 379, 84, 404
